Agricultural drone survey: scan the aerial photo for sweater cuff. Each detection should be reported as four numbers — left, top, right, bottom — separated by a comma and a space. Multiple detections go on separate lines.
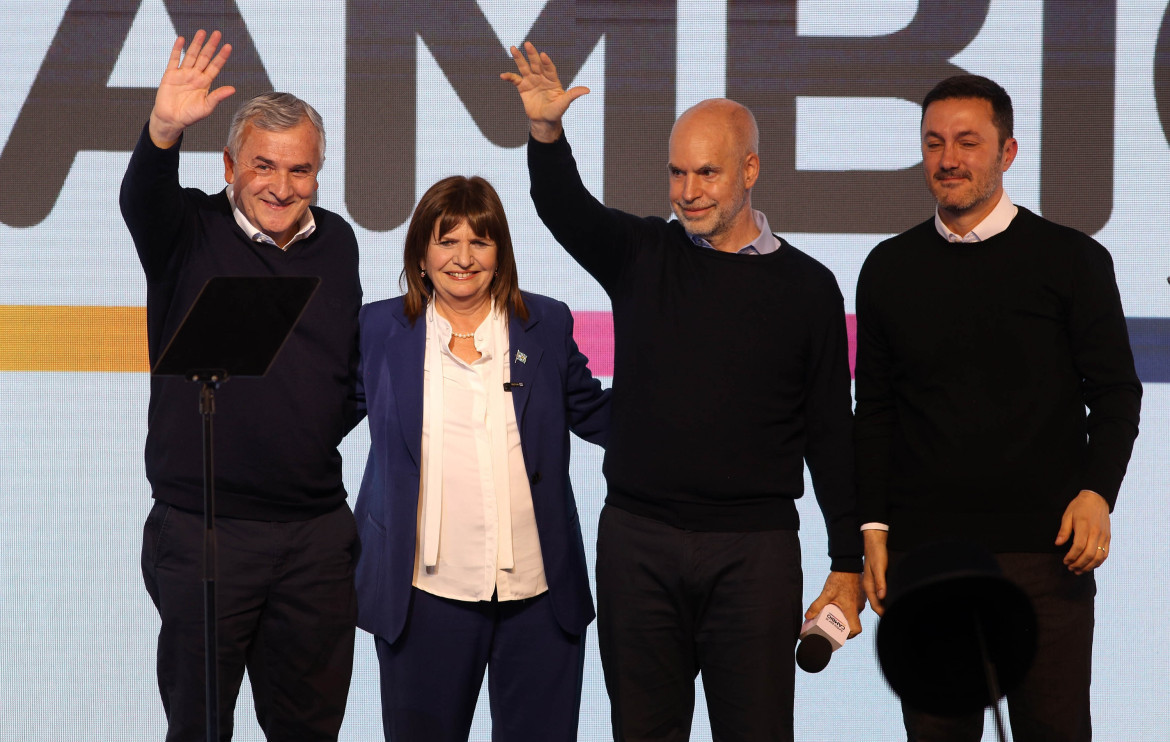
1079, 487, 1116, 511
137, 121, 183, 160
528, 130, 570, 153
830, 556, 863, 573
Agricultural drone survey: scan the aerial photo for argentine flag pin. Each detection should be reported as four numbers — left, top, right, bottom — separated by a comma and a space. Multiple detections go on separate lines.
515, 350, 528, 364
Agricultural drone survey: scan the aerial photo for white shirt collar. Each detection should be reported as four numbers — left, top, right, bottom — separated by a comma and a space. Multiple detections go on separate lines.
934, 191, 1018, 243
225, 183, 316, 250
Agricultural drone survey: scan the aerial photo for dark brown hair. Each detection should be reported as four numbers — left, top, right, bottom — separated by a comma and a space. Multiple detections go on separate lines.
401, 175, 528, 323
921, 75, 1014, 146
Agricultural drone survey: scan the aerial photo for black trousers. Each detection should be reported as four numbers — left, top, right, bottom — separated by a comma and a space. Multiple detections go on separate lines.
141, 501, 359, 742
596, 505, 804, 742
894, 551, 1096, 742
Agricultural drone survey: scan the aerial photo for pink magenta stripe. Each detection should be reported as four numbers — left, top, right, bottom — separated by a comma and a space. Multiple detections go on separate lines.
572, 311, 859, 379
569, 311, 615, 376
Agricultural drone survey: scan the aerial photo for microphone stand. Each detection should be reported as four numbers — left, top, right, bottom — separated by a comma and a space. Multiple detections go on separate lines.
150, 275, 321, 742
974, 617, 1008, 742
191, 369, 227, 742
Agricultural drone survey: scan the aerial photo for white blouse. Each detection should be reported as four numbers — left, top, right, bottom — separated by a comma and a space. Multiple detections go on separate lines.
413, 301, 548, 602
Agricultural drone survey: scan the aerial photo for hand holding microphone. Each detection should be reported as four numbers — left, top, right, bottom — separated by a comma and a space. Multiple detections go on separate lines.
796, 602, 850, 673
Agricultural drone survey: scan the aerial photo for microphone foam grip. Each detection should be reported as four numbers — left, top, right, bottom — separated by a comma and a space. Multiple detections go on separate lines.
796, 634, 833, 673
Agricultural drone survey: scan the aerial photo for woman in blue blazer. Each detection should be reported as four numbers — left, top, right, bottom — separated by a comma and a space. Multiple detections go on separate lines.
353, 175, 609, 741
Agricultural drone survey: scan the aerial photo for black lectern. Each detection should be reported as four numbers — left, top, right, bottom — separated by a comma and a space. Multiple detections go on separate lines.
151, 275, 320, 742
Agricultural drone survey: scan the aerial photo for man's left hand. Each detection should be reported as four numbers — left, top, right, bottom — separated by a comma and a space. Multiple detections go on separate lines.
806, 571, 864, 639
1055, 489, 1111, 575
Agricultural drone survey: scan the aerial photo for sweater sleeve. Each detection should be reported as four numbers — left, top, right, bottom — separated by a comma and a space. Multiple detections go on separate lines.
118, 122, 193, 282
803, 264, 863, 573
852, 246, 896, 526
1067, 236, 1142, 508
527, 133, 653, 294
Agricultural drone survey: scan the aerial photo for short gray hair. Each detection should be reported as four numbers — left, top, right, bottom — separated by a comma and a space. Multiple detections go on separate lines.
226, 92, 326, 166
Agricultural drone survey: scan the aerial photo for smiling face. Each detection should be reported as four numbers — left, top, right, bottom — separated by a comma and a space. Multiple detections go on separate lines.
223, 119, 321, 248
667, 102, 760, 251
921, 97, 1017, 233
422, 218, 498, 314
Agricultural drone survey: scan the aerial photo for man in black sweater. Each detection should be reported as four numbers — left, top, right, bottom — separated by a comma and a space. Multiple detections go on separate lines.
503, 43, 863, 741
119, 31, 362, 740
854, 75, 1141, 741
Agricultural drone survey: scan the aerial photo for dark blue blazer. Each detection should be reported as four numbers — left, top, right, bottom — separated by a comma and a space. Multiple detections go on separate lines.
353, 292, 609, 643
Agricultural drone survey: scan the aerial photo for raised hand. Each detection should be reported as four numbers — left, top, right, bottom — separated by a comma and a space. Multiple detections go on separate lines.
148, 30, 235, 148
500, 41, 589, 143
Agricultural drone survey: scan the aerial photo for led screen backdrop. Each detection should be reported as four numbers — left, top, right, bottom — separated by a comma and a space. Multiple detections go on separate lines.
1, 1, 1168, 739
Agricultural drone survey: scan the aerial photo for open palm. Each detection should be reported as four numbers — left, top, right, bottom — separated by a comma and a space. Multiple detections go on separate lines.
501, 42, 589, 132
150, 30, 235, 145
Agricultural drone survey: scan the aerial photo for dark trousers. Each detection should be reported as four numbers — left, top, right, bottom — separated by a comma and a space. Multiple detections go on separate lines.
895, 551, 1096, 742
595, 505, 804, 742
141, 501, 359, 742
374, 587, 585, 742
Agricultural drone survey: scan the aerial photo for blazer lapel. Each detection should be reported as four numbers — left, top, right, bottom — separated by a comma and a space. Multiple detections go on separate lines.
389, 306, 426, 468
508, 309, 543, 431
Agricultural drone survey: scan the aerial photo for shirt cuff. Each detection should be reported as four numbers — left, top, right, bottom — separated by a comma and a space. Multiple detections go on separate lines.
860, 522, 889, 532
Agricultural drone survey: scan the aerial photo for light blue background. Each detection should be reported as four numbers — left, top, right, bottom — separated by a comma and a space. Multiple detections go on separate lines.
1, 1, 1167, 739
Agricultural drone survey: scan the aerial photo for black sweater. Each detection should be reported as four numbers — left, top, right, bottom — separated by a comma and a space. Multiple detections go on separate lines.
119, 124, 362, 520
529, 135, 861, 571
854, 207, 1141, 552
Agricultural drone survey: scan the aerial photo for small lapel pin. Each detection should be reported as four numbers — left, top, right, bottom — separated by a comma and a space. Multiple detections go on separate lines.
515, 350, 527, 364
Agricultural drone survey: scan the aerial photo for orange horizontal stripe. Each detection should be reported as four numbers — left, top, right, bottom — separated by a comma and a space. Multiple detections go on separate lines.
0, 305, 148, 372
1, 305, 859, 377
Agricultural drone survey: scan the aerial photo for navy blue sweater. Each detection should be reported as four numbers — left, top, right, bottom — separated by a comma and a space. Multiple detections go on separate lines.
529, 135, 862, 572
120, 124, 362, 520
854, 208, 1141, 552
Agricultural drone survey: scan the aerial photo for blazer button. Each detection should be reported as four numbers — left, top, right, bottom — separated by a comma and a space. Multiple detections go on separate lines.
530, 471, 542, 486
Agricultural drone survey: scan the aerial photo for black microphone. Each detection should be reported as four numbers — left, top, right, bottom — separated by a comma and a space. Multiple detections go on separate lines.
503, 382, 524, 392
796, 603, 849, 673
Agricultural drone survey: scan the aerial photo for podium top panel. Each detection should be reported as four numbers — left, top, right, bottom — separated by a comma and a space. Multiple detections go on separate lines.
151, 275, 320, 379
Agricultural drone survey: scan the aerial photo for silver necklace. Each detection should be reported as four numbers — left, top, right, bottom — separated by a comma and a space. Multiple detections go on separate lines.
451, 330, 475, 339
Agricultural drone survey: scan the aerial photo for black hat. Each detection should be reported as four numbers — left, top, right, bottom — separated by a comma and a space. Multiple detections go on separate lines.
876, 541, 1037, 716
